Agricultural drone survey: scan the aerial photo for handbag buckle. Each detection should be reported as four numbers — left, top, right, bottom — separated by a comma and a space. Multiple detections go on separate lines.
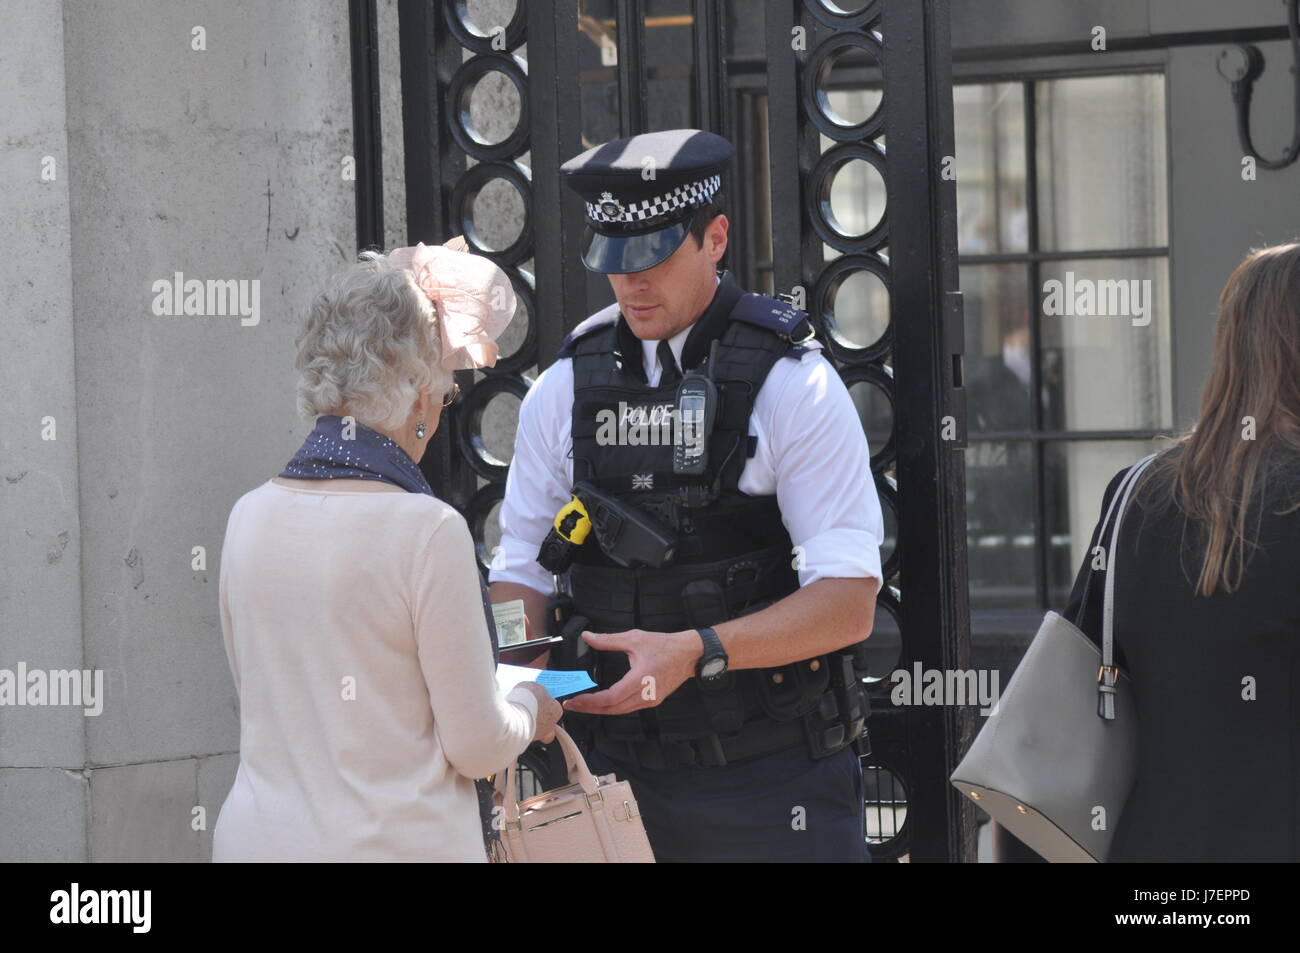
584, 789, 604, 807
1097, 665, 1119, 687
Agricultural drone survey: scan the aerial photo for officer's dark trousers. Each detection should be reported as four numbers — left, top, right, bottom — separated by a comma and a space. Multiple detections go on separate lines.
585, 742, 872, 863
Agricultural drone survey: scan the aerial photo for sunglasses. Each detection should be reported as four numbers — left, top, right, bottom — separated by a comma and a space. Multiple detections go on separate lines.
440, 381, 461, 407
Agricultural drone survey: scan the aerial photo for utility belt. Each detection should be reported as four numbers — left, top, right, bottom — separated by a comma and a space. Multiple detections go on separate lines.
551, 543, 871, 767
588, 651, 872, 771
594, 715, 814, 771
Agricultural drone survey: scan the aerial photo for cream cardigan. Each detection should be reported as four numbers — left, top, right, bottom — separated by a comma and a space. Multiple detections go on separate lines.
213, 478, 537, 862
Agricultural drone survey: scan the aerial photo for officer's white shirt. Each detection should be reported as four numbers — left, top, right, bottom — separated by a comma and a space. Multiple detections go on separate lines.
489, 294, 886, 598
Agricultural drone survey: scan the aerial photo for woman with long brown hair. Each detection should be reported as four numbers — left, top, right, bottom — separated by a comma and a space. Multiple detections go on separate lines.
1063, 241, 1300, 861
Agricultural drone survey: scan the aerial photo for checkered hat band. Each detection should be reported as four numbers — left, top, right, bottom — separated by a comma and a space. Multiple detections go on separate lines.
586, 174, 722, 224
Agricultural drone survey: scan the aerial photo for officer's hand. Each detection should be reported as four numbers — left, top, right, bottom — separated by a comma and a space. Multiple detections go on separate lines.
562, 629, 698, 716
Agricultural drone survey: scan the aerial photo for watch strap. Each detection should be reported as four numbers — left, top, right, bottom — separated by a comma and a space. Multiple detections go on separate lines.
695, 626, 727, 678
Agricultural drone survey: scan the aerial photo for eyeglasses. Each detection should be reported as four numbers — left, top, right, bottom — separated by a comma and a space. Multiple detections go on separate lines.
441, 382, 461, 407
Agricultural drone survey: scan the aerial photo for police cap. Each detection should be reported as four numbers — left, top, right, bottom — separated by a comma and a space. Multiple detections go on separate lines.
560, 129, 733, 275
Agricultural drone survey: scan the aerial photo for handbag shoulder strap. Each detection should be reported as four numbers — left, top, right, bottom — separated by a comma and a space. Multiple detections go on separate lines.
1097, 452, 1157, 720
1073, 456, 1144, 629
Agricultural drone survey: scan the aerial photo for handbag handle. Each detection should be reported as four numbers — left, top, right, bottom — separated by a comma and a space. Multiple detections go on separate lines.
498, 724, 601, 825
1095, 453, 1157, 720
1073, 455, 1148, 628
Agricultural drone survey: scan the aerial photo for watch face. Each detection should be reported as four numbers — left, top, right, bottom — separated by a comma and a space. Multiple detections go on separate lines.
701, 657, 727, 679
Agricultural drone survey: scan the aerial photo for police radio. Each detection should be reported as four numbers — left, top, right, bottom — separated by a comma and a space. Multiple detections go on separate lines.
673, 340, 720, 477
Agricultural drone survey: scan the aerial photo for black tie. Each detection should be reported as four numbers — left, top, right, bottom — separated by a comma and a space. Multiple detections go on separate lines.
657, 339, 682, 388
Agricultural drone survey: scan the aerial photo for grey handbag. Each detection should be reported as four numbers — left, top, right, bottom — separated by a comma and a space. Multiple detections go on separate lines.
950, 453, 1157, 862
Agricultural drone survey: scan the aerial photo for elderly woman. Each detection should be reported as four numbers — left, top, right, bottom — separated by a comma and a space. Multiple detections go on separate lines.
213, 241, 561, 862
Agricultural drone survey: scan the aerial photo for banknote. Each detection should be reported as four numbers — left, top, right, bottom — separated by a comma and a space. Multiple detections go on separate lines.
491, 599, 527, 646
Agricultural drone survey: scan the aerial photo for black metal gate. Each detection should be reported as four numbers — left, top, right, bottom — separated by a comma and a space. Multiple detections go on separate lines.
378, 0, 973, 861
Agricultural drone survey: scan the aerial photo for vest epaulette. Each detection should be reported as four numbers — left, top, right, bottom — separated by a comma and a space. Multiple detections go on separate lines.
727, 293, 815, 351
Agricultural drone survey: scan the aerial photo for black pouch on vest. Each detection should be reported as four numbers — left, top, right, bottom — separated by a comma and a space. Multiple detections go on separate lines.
679, 578, 729, 628
803, 650, 871, 757
551, 612, 592, 672
757, 655, 831, 722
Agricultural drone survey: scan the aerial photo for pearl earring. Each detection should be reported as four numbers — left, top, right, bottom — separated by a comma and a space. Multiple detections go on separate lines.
415, 420, 427, 440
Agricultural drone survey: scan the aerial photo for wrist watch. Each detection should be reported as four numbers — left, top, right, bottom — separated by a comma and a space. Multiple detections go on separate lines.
695, 627, 728, 681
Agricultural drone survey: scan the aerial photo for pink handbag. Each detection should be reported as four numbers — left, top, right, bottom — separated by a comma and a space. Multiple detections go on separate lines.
492, 726, 655, 863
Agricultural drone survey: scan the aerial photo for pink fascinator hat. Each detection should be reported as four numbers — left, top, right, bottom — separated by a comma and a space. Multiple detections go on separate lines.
387, 236, 515, 371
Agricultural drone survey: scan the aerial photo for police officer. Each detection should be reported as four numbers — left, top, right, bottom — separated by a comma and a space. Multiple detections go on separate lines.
488, 129, 885, 862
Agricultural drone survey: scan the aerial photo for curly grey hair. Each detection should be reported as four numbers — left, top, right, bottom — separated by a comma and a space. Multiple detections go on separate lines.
294, 251, 453, 433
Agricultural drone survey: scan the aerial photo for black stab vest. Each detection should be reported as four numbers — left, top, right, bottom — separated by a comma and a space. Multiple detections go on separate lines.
558, 292, 842, 743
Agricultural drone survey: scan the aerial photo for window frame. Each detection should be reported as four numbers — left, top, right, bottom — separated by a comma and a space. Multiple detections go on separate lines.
953, 52, 1176, 631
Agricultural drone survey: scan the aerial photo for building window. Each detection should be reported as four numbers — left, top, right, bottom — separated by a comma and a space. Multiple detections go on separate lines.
955, 73, 1171, 613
